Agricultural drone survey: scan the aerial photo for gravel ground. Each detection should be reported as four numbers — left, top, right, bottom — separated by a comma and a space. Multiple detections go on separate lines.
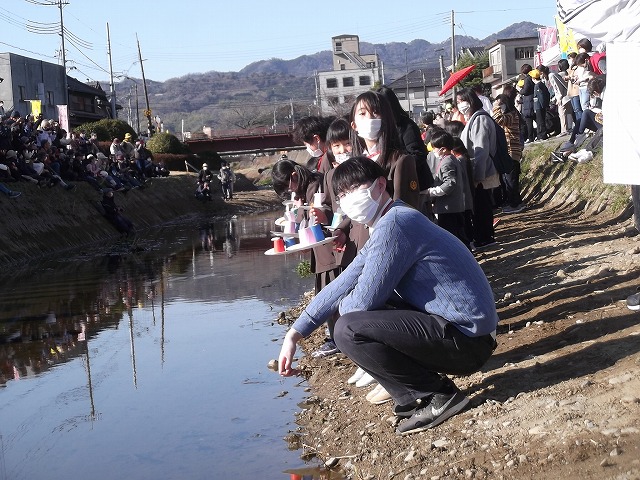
273, 197, 640, 480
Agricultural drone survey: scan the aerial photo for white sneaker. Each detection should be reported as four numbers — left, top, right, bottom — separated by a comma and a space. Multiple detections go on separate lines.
355, 372, 376, 388
577, 150, 593, 164
366, 384, 392, 405
366, 383, 383, 401
347, 367, 366, 385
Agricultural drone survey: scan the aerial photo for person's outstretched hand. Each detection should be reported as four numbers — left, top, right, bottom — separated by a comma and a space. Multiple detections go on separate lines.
279, 329, 303, 376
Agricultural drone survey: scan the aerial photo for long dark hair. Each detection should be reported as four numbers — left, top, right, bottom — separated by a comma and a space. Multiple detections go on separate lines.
495, 93, 516, 113
271, 159, 320, 199
349, 91, 403, 173
456, 88, 483, 115
376, 85, 409, 120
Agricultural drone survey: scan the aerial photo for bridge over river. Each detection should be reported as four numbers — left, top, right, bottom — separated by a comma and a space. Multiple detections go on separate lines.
185, 129, 305, 157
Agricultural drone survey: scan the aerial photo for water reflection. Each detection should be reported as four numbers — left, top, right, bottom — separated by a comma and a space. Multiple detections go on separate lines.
0, 212, 344, 479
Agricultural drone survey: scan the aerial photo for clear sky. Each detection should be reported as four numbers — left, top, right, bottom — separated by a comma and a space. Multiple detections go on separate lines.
1, 1, 557, 83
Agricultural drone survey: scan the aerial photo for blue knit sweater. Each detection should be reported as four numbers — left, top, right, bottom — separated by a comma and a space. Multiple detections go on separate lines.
292, 200, 499, 338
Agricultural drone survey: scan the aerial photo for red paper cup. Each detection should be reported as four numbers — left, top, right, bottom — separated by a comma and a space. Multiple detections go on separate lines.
273, 237, 285, 253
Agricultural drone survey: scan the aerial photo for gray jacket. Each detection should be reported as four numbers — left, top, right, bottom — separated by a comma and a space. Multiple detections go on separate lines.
461, 110, 498, 184
426, 152, 466, 214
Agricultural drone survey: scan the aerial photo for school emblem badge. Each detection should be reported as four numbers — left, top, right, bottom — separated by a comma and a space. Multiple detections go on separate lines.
410, 180, 418, 191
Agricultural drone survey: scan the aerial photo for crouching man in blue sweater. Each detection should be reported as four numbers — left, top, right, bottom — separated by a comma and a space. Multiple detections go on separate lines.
278, 156, 499, 435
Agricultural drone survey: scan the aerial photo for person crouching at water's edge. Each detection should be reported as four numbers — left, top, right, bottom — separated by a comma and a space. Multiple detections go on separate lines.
277, 157, 499, 435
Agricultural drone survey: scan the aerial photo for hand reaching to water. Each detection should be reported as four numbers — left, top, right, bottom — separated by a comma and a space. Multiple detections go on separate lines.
278, 329, 303, 377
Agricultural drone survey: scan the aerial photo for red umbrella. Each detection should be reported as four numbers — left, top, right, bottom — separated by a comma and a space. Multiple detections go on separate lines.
439, 64, 476, 96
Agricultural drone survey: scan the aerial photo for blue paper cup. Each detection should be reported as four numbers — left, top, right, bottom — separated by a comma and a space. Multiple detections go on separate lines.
309, 224, 324, 242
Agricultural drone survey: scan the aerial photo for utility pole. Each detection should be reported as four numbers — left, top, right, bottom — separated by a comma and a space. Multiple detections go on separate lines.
136, 33, 153, 137
451, 10, 457, 100
58, 0, 69, 126
404, 48, 410, 114
422, 70, 426, 111
314, 70, 320, 115
290, 98, 295, 129
106, 22, 116, 119
134, 82, 140, 134
127, 86, 132, 124
439, 55, 445, 90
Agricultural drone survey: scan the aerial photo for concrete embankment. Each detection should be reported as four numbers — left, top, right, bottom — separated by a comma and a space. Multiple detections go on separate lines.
0, 173, 280, 268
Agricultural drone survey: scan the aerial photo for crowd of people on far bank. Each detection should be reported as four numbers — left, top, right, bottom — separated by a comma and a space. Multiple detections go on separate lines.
0, 110, 171, 233
271, 40, 616, 436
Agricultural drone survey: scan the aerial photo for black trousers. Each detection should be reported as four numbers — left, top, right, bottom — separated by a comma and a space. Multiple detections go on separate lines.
472, 184, 495, 244
437, 211, 470, 249
503, 161, 522, 208
334, 310, 496, 406
535, 108, 547, 140
524, 116, 535, 142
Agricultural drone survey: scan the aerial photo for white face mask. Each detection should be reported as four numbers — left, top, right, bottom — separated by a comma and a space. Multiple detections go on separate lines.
333, 152, 351, 164
457, 101, 471, 115
306, 142, 323, 158
339, 182, 381, 224
355, 118, 382, 141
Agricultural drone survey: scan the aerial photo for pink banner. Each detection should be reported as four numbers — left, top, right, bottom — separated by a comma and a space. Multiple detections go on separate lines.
538, 27, 558, 52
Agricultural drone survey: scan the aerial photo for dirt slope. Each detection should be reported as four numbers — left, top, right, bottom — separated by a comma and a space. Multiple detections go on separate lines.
277, 142, 640, 480
0, 172, 280, 267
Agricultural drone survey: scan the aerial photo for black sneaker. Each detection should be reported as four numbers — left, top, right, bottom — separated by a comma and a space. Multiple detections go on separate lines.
393, 396, 431, 418
396, 388, 469, 435
310, 339, 340, 358
627, 292, 640, 311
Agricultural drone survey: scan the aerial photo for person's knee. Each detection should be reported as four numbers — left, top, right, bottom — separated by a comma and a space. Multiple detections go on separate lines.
333, 312, 360, 351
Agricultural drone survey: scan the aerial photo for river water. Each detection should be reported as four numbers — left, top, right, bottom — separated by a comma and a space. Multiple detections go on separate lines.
0, 212, 336, 480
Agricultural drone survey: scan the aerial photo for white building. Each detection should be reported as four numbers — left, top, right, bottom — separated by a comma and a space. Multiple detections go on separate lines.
317, 35, 382, 116
483, 37, 539, 96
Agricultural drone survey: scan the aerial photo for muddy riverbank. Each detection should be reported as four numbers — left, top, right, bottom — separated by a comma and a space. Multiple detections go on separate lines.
0, 172, 281, 267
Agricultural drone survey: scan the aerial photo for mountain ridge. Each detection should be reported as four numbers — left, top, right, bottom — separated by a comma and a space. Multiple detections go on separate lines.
113, 21, 541, 134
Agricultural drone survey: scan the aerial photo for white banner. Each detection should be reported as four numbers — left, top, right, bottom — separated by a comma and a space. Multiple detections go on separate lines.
602, 42, 640, 185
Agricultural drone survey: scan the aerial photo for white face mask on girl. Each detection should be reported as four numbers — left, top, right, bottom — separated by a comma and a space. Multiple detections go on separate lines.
333, 152, 351, 164
457, 101, 471, 115
355, 118, 382, 141
339, 182, 381, 224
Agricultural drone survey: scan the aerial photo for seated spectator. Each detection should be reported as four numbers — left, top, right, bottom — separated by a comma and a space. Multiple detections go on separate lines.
133, 140, 154, 180
0, 179, 21, 198
110, 138, 123, 158
121, 133, 135, 159
571, 75, 605, 144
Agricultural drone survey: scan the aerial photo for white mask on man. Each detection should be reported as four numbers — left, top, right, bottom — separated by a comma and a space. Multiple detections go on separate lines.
339, 182, 381, 224
306, 142, 323, 158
